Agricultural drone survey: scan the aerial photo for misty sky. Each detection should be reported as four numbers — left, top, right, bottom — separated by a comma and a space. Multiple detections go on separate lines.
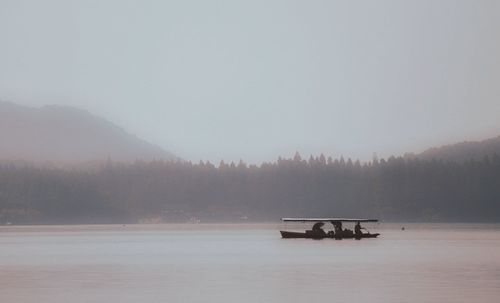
1, 0, 500, 163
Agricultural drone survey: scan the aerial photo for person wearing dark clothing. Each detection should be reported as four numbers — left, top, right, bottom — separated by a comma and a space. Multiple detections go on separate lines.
355, 222, 363, 236
332, 221, 343, 237
312, 222, 326, 235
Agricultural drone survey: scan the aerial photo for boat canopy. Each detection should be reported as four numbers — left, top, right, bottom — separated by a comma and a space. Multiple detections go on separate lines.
282, 218, 378, 223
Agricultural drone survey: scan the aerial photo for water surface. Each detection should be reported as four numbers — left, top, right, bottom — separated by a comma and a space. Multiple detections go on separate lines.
1, 223, 499, 303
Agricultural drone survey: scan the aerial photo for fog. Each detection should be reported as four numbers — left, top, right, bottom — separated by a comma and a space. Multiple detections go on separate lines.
1, 0, 500, 163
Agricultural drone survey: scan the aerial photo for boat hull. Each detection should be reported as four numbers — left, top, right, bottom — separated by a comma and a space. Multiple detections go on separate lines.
280, 230, 379, 239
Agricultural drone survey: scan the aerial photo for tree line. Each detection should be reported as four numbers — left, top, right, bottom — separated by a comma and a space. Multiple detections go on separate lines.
1, 153, 499, 224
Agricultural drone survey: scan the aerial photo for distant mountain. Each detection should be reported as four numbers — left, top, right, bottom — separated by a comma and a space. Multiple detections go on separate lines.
417, 135, 500, 162
0, 101, 177, 165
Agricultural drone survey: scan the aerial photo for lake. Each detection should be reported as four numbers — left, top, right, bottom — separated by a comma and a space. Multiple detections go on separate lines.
1, 223, 499, 303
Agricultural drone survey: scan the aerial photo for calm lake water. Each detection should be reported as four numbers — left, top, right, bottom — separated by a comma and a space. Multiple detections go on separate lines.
1, 223, 499, 303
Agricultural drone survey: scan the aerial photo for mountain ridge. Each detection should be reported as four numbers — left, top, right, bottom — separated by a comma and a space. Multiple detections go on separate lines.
416, 135, 500, 162
2, 101, 500, 165
0, 101, 177, 165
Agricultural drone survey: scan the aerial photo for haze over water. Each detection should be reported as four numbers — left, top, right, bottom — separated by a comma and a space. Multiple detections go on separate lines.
1, 224, 499, 303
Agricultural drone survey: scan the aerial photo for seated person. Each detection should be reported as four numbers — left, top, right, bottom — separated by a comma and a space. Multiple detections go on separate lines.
311, 222, 326, 235
355, 222, 364, 236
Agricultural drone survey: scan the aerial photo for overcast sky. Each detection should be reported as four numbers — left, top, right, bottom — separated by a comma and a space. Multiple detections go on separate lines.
1, 0, 500, 163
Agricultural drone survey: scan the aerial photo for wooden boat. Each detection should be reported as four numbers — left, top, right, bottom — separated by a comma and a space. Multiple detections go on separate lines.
280, 218, 380, 240
280, 230, 379, 239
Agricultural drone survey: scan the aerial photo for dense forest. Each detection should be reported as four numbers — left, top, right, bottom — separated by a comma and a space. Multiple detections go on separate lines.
1, 153, 500, 224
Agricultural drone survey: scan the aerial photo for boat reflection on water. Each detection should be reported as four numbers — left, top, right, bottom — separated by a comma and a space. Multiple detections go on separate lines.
280, 218, 380, 240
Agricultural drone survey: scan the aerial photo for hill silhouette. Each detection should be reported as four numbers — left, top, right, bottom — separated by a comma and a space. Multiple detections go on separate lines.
417, 136, 500, 162
0, 101, 176, 165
